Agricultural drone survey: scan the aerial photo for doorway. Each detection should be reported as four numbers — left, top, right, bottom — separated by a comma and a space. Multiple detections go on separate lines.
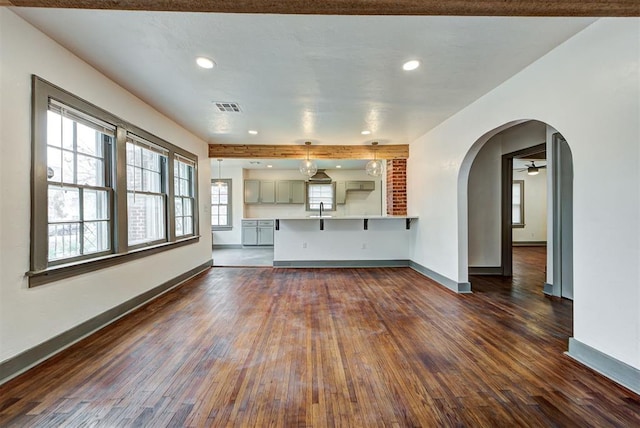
500, 134, 573, 298
501, 143, 547, 277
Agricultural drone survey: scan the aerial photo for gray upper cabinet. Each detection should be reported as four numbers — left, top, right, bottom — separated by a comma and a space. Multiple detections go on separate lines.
336, 181, 346, 204
276, 181, 291, 204
345, 181, 375, 191
276, 180, 305, 204
290, 180, 306, 204
260, 180, 276, 203
244, 179, 260, 204
244, 179, 276, 204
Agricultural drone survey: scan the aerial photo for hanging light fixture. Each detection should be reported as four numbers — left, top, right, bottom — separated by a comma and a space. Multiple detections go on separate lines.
527, 162, 540, 176
366, 142, 384, 177
299, 141, 318, 177
215, 158, 224, 186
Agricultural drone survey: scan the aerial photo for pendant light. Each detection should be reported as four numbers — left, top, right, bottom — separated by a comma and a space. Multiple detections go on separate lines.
365, 142, 384, 177
299, 141, 318, 177
215, 158, 224, 186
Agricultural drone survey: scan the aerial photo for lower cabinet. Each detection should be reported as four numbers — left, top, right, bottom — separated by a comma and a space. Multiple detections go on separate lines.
242, 220, 274, 246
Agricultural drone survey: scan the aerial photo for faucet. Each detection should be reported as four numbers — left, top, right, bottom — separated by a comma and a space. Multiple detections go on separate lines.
319, 201, 324, 217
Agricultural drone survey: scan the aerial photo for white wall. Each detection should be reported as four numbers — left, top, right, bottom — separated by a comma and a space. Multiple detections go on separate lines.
513, 169, 547, 243
408, 18, 639, 368
467, 120, 547, 266
274, 219, 411, 262
0, 10, 212, 363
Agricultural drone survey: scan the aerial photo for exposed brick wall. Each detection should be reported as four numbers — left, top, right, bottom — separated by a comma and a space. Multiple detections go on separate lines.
386, 159, 407, 216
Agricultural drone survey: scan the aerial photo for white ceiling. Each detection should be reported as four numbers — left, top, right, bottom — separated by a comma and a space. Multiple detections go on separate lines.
14, 8, 595, 148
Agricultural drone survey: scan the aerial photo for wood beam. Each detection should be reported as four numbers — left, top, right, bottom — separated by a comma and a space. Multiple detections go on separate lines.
5, 0, 639, 16
209, 144, 409, 160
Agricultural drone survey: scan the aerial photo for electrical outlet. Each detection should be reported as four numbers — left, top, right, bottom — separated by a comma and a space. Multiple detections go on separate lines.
302, 242, 307, 249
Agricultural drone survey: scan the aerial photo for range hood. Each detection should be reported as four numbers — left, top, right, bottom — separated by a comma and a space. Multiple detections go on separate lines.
308, 169, 332, 182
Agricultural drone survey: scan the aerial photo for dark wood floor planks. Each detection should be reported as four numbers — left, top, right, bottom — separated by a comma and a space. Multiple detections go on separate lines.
1, 247, 638, 427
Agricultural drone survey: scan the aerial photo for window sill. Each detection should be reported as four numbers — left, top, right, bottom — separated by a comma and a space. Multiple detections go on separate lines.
26, 235, 200, 287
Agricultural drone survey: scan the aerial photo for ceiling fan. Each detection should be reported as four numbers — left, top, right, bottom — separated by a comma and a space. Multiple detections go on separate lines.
517, 161, 547, 176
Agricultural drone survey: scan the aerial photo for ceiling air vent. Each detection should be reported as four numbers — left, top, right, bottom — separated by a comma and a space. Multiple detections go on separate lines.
213, 102, 241, 113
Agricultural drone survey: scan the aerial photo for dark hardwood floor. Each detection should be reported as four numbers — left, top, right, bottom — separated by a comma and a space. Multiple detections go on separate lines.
1, 247, 638, 426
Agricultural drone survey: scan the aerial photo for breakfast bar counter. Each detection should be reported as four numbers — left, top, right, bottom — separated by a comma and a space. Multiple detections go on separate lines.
267, 215, 417, 267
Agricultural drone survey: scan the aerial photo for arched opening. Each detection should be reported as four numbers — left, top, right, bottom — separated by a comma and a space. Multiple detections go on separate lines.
459, 120, 573, 299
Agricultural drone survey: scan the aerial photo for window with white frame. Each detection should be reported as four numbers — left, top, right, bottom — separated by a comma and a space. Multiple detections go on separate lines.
306, 183, 335, 211
512, 180, 525, 227
29, 76, 199, 286
175, 156, 196, 236
211, 179, 232, 229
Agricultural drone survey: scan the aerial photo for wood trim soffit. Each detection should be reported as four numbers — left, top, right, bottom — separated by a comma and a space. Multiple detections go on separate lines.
209, 144, 409, 160
4, 1, 639, 17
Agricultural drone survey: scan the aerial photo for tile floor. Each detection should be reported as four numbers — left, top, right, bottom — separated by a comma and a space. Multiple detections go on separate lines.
212, 246, 274, 267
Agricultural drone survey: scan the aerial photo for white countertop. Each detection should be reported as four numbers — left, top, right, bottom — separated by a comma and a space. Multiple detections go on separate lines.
243, 215, 417, 220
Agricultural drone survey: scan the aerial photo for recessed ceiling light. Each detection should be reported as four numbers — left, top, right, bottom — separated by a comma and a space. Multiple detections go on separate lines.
196, 57, 215, 69
336, 165, 342, 168
402, 60, 420, 71
361, 130, 371, 135
248, 130, 258, 135
267, 164, 273, 168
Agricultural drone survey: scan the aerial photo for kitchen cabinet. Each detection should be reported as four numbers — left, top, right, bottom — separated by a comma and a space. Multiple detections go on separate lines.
244, 180, 276, 204
244, 180, 260, 204
242, 219, 274, 246
241, 220, 258, 245
260, 181, 276, 204
345, 180, 375, 191
258, 220, 274, 246
336, 181, 346, 204
276, 180, 305, 204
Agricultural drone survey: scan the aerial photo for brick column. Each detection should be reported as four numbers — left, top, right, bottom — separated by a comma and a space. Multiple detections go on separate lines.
386, 159, 407, 216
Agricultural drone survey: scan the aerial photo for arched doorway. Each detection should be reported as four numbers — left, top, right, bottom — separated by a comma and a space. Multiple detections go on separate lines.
460, 120, 573, 298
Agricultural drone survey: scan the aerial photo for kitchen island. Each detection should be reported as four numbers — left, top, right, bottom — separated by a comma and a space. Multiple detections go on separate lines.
268, 215, 417, 267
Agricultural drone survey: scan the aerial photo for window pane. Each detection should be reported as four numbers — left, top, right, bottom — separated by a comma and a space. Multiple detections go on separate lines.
48, 223, 80, 260
48, 185, 80, 222
76, 122, 103, 157
219, 193, 228, 204
143, 149, 160, 171
143, 170, 161, 192
180, 179, 190, 196
47, 146, 62, 182
308, 184, 334, 210
211, 214, 219, 226
77, 154, 104, 186
175, 197, 183, 216
47, 110, 62, 148
219, 206, 227, 216
183, 198, 193, 216
183, 217, 193, 235
512, 207, 521, 224
62, 150, 75, 184
127, 193, 165, 245
62, 115, 74, 151
84, 221, 110, 254
84, 189, 109, 221
126, 165, 142, 191
175, 217, 183, 236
